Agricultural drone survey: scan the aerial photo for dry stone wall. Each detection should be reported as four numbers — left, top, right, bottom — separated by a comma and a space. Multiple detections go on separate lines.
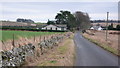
0, 34, 66, 67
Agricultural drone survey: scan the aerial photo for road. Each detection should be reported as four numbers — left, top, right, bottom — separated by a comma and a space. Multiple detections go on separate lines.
74, 31, 118, 66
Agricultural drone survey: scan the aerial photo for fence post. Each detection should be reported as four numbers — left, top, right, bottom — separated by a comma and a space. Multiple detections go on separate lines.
39, 36, 41, 42
12, 34, 15, 47
34, 35, 35, 42
2, 40, 6, 50
40, 45, 43, 55
44, 36, 45, 41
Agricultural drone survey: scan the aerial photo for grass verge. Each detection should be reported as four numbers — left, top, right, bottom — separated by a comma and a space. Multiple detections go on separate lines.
58, 40, 69, 54
37, 34, 75, 66
39, 60, 57, 66
82, 34, 119, 56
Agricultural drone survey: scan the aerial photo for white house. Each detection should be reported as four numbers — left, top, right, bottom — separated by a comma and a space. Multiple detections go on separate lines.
90, 26, 103, 30
41, 24, 67, 31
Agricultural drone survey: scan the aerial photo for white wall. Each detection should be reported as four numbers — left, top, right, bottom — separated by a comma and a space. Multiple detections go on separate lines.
42, 25, 62, 30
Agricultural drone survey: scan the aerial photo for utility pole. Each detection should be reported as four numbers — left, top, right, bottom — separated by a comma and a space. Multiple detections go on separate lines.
106, 12, 109, 41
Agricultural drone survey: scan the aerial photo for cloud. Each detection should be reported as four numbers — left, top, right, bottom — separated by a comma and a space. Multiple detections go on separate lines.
2, 13, 56, 22
89, 13, 118, 20
3, 8, 40, 14
0, 2, 118, 22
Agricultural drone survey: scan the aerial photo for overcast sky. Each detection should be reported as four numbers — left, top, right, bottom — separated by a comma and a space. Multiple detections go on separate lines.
0, 0, 119, 23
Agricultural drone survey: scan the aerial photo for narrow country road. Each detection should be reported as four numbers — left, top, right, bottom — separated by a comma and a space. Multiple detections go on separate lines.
74, 31, 118, 66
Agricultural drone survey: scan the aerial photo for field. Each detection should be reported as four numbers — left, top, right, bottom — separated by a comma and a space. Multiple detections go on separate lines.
0, 30, 59, 41
91, 23, 119, 28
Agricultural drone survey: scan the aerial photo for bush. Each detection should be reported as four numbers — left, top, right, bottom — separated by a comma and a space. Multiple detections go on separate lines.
1, 26, 67, 32
1, 26, 41, 31
108, 23, 114, 30
116, 25, 120, 30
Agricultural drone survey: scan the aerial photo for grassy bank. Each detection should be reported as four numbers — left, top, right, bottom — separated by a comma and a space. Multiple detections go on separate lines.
0, 30, 61, 41
37, 34, 75, 66
82, 33, 118, 56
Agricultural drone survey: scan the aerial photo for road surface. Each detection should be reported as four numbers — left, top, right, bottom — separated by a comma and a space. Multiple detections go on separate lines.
74, 31, 118, 66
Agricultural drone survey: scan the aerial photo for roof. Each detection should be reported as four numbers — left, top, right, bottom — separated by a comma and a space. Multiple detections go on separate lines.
56, 25, 67, 28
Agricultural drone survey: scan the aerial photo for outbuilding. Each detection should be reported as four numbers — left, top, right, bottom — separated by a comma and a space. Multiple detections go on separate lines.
90, 26, 103, 30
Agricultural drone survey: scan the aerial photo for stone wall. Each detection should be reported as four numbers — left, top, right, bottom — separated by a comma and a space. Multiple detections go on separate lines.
0, 34, 66, 67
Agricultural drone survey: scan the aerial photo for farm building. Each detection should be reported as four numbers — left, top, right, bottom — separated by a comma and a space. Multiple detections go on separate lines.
41, 24, 67, 31
90, 26, 103, 30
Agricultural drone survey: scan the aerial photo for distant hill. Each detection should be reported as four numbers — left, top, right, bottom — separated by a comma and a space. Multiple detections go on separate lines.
90, 20, 120, 23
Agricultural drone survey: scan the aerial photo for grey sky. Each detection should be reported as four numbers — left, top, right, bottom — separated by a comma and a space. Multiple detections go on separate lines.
0, 1, 119, 23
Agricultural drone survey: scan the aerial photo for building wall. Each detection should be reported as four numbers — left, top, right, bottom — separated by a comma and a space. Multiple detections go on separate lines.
42, 25, 62, 30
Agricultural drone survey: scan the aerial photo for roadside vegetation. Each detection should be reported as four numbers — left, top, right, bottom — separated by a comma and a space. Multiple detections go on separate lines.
82, 30, 119, 56
37, 33, 75, 66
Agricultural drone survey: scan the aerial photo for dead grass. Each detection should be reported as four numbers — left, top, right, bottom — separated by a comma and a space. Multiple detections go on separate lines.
23, 33, 75, 66
92, 23, 119, 28
83, 30, 119, 56
37, 34, 75, 66
58, 41, 69, 54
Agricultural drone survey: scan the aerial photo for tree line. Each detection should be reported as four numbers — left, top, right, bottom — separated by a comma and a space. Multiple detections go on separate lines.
91, 20, 120, 23
108, 23, 120, 30
16, 18, 34, 23
47, 10, 91, 31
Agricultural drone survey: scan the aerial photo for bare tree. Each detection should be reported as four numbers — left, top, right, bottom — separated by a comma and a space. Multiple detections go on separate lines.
74, 11, 91, 30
